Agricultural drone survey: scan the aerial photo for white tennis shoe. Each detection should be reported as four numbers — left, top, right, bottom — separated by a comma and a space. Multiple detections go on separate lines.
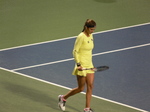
84, 108, 94, 112
58, 95, 66, 111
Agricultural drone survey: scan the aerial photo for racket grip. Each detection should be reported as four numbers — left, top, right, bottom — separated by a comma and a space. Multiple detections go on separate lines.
82, 68, 91, 70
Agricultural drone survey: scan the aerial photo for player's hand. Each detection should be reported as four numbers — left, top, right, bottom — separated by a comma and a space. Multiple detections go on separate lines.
77, 66, 83, 71
91, 67, 96, 71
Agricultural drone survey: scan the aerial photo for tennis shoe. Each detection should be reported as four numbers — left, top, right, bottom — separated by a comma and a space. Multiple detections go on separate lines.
58, 95, 66, 111
84, 108, 94, 112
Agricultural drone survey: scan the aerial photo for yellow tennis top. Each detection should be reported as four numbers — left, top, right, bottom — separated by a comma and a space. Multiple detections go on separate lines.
72, 32, 94, 76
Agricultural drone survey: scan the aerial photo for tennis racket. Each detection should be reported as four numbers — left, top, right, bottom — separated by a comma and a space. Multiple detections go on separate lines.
82, 66, 109, 72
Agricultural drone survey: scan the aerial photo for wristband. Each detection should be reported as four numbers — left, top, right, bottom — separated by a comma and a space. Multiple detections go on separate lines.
77, 63, 81, 67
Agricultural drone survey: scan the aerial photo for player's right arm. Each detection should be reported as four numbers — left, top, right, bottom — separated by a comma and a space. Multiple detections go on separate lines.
72, 34, 84, 67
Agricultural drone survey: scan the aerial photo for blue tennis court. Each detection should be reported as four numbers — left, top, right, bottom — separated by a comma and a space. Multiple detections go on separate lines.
0, 23, 150, 112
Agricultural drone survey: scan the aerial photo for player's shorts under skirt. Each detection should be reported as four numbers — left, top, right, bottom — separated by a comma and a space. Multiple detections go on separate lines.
72, 66, 94, 77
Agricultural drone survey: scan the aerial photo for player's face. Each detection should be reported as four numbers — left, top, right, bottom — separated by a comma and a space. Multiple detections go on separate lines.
88, 27, 96, 34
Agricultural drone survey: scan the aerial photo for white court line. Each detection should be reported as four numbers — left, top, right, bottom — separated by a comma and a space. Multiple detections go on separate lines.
12, 43, 150, 71
0, 66, 148, 112
12, 58, 74, 71
0, 22, 150, 52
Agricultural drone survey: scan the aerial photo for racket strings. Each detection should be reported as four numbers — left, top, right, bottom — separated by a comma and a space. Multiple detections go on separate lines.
96, 66, 109, 71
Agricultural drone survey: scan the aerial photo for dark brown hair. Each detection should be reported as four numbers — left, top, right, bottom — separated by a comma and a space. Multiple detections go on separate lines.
82, 19, 96, 32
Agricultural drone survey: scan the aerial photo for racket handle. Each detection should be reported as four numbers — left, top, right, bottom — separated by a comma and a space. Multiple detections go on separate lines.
82, 68, 91, 70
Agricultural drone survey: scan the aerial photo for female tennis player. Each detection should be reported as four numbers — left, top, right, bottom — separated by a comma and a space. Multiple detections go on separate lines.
58, 19, 96, 112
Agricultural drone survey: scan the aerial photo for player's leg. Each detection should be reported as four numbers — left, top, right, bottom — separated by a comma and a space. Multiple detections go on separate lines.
63, 75, 86, 99
58, 75, 86, 111
84, 73, 95, 112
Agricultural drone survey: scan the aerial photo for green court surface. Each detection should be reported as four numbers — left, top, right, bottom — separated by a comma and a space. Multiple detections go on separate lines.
0, 0, 150, 112
1, 0, 150, 49
0, 69, 144, 112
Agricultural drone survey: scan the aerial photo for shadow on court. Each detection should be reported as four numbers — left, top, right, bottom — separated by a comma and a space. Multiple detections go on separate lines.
1, 81, 81, 112
94, 0, 116, 3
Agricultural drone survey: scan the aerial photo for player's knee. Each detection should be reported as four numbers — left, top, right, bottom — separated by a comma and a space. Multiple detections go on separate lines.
78, 87, 84, 92
87, 84, 94, 90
